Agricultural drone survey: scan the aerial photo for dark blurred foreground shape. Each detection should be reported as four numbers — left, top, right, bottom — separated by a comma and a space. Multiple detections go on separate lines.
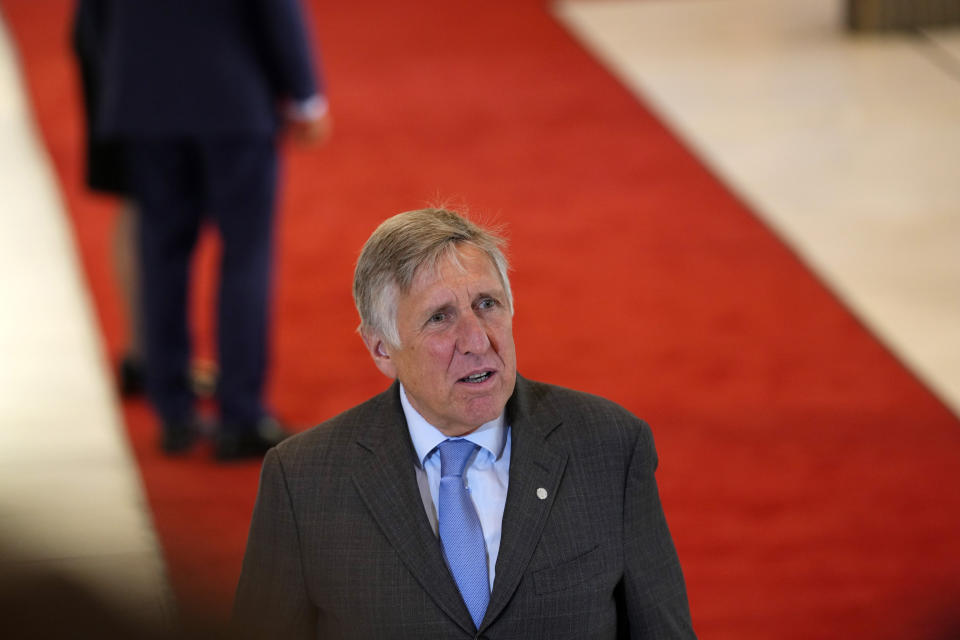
3, 570, 959, 640
847, 0, 960, 30
0, 559, 237, 639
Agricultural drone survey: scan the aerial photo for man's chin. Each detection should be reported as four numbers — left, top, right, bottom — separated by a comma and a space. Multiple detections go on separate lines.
456, 395, 510, 430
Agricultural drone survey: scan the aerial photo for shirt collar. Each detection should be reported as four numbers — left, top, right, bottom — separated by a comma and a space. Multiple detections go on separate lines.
400, 383, 508, 467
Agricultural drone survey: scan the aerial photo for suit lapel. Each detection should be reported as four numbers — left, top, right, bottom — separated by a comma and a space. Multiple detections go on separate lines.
350, 383, 477, 634
483, 376, 568, 627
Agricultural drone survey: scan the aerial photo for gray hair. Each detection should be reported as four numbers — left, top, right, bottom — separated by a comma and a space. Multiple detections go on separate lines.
353, 208, 512, 346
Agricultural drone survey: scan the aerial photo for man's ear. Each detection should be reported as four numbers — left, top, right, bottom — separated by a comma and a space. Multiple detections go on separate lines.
361, 330, 398, 379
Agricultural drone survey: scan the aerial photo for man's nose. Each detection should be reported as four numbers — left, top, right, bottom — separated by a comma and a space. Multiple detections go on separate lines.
456, 312, 491, 354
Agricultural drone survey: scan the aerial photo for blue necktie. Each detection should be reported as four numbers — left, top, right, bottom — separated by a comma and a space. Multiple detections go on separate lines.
438, 439, 489, 628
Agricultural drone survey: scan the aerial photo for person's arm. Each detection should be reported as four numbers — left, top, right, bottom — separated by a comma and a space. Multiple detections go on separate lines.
251, 0, 322, 102
233, 449, 316, 639
621, 422, 697, 638
252, 0, 332, 145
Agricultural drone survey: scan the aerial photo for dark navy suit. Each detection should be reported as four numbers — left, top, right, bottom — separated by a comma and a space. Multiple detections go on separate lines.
95, 0, 322, 430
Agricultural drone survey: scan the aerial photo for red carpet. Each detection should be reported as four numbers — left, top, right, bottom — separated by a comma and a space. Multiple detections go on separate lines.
3, 1, 959, 637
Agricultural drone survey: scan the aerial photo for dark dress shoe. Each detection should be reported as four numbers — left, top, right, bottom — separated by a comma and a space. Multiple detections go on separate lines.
160, 421, 199, 455
214, 416, 291, 461
119, 354, 216, 399
118, 354, 145, 397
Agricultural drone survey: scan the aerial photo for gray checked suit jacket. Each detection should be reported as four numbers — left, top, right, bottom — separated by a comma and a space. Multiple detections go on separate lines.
234, 376, 695, 639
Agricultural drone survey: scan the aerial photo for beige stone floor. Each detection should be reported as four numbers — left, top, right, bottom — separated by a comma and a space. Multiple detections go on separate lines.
555, 0, 960, 417
0, 14, 172, 623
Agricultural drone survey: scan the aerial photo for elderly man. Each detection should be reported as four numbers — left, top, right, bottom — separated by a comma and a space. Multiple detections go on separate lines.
234, 209, 696, 638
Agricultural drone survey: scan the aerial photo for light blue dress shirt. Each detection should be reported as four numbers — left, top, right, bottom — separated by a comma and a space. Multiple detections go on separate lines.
400, 384, 511, 590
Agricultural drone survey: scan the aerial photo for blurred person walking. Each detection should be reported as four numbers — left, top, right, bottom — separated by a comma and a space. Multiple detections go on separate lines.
72, 0, 145, 397
93, 0, 331, 459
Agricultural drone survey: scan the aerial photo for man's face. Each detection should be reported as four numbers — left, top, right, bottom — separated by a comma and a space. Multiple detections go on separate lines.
367, 244, 517, 436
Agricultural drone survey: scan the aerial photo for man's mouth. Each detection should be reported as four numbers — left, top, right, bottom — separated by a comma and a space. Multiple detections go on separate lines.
458, 371, 493, 384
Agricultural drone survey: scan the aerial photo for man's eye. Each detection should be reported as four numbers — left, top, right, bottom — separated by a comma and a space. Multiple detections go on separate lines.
477, 298, 498, 310
428, 312, 447, 323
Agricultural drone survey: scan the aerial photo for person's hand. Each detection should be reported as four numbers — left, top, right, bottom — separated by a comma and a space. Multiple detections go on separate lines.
289, 110, 332, 146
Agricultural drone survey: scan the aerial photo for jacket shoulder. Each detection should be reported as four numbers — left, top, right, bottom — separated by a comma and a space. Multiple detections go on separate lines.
271, 386, 397, 466
520, 378, 648, 430
515, 377, 655, 459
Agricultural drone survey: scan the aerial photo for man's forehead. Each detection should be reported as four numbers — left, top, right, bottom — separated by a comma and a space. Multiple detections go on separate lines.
405, 251, 502, 304
415, 248, 497, 285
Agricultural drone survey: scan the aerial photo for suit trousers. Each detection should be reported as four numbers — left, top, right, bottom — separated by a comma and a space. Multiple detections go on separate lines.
127, 137, 278, 428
